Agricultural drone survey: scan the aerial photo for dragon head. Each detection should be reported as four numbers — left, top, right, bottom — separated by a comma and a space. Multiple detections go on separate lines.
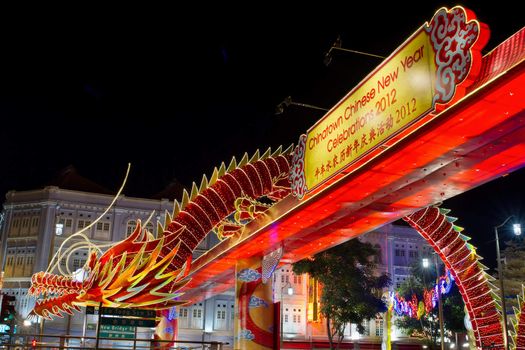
28, 220, 189, 320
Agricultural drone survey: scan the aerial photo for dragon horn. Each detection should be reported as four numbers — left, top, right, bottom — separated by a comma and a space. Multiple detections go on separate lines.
209, 167, 219, 186
157, 221, 164, 238
181, 189, 190, 211
199, 174, 208, 192
261, 147, 271, 160
172, 201, 181, 218
164, 210, 172, 227
249, 149, 260, 163
227, 157, 237, 172
238, 152, 249, 167
283, 143, 295, 154
218, 162, 226, 177
271, 145, 282, 156
190, 182, 199, 201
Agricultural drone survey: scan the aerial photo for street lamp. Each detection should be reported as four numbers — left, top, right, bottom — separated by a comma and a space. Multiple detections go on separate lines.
275, 96, 328, 115
323, 36, 385, 66
494, 216, 521, 350
281, 281, 294, 349
423, 254, 444, 350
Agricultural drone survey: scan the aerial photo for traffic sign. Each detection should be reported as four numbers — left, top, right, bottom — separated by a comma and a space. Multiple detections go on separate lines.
99, 322, 136, 339
100, 324, 134, 333
100, 317, 156, 328
100, 307, 156, 318
99, 330, 135, 339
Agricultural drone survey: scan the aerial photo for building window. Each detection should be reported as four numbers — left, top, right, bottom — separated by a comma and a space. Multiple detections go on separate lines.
395, 249, 405, 257
409, 250, 418, 258
146, 222, 154, 234
293, 274, 302, 284
362, 321, 370, 336
127, 221, 137, 236
375, 319, 384, 337
77, 220, 90, 231
95, 221, 111, 239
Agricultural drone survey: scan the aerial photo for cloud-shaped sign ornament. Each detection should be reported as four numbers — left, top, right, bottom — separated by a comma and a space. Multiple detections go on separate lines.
249, 296, 269, 308
424, 6, 489, 107
237, 268, 261, 282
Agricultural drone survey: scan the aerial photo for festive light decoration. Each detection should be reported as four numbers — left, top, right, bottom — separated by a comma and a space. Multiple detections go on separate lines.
390, 270, 455, 319
404, 206, 504, 350
511, 286, 525, 350
27, 147, 293, 320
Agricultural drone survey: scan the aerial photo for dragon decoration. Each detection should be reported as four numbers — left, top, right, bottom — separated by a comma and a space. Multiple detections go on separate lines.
512, 286, 525, 350
28, 146, 293, 320
403, 206, 504, 350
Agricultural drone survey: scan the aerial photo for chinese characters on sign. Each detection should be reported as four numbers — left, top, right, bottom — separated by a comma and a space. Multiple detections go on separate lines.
305, 31, 435, 191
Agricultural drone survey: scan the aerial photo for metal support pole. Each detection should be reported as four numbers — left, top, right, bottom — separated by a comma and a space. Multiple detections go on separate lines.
82, 310, 87, 349
495, 221, 511, 350
434, 254, 445, 350
280, 291, 284, 349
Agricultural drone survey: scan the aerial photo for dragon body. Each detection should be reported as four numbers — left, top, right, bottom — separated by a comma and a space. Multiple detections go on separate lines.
404, 206, 504, 350
29, 147, 293, 319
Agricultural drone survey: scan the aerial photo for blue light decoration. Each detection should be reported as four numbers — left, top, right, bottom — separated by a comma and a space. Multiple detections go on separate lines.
390, 269, 455, 319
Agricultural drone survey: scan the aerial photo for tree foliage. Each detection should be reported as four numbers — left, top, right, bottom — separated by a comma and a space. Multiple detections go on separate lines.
500, 238, 525, 311
292, 239, 390, 349
394, 261, 465, 349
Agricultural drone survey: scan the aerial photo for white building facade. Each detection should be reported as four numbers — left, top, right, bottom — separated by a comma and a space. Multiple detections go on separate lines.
1, 185, 430, 348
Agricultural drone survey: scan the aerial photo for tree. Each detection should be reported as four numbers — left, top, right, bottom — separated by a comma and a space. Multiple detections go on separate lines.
394, 261, 465, 349
292, 239, 390, 350
500, 238, 525, 312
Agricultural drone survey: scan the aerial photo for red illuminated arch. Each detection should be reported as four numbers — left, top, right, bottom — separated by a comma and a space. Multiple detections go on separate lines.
404, 206, 504, 349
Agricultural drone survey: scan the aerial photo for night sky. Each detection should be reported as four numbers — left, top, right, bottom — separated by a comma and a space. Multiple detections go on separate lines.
1, 2, 524, 267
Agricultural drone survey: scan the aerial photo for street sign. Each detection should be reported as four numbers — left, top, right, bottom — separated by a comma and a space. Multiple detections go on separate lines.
100, 317, 156, 328
99, 326, 135, 339
100, 307, 156, 318
100, 324, 134, 333
99, 331, 135, 339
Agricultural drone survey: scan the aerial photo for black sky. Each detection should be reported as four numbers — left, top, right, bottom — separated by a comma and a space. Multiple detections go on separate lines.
1, 2, 524, 266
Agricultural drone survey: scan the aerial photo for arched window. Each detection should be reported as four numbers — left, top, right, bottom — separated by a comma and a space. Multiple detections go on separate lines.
126, 220, 137, 237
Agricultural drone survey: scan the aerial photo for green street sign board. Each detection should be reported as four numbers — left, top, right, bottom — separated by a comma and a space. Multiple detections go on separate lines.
99, 331, 135, 339
100, 324, 134, 333
100, 317, 156, 328
99, 324, 135, 339
87, 323, 97, 330
100, 307, 156, 318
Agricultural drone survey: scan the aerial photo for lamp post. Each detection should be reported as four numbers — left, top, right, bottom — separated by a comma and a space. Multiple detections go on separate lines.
434, 254, 445, 350
281, 281, 294, 349
494, 216, 521, 350
423, 255, 444, 350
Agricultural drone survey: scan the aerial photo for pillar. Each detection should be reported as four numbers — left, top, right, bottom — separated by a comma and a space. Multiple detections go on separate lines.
154, 307, 178, 349
234, 257, 275, 350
